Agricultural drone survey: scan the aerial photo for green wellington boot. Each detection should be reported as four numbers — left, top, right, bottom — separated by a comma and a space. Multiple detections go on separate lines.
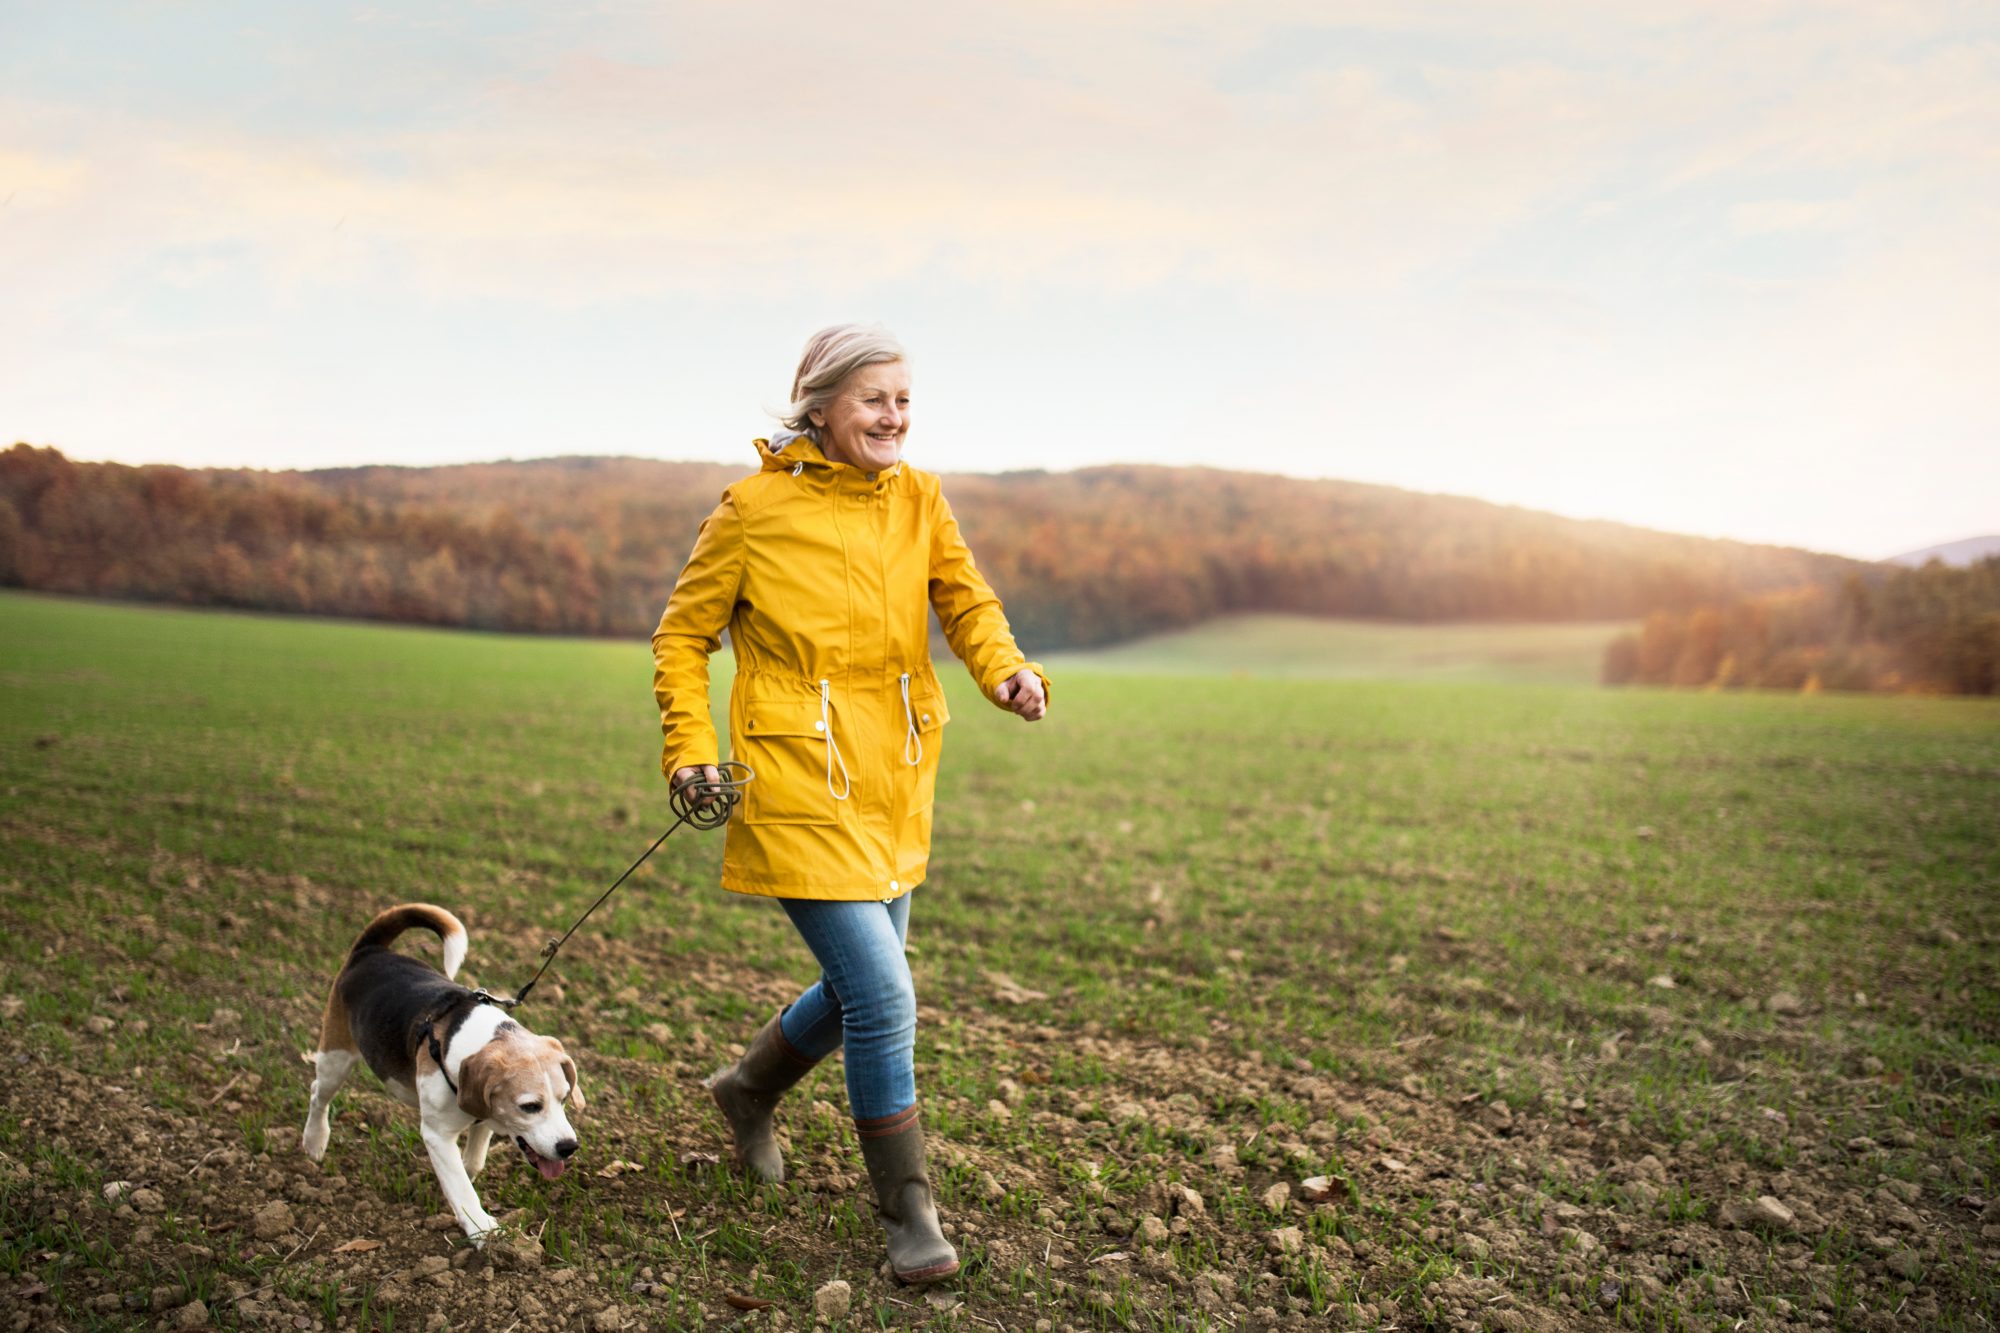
855, 1104, 960, 1284
706, 1010, 819, 1183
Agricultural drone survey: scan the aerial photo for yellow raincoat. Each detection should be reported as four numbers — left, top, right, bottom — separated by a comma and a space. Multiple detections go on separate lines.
652, 436, 1049, 900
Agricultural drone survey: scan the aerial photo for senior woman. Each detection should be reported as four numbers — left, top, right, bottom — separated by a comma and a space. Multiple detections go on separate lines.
651, 324, 1048, 1284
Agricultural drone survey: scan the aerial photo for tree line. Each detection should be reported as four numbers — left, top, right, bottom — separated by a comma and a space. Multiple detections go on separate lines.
1600, 561, 2000, 695
3, 442, 1877, 655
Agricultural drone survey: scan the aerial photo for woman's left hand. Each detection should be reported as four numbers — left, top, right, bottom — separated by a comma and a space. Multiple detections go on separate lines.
993, 668, 1047, 722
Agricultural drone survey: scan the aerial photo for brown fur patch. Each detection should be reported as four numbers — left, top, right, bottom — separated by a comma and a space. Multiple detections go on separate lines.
550, 1039, 585, 1108
351, 903, 461, 958
454, 1043, 495, 1122
315, 982, 355, 1054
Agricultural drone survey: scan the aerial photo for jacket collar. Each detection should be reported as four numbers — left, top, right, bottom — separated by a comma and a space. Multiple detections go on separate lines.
754, 435, 903, 492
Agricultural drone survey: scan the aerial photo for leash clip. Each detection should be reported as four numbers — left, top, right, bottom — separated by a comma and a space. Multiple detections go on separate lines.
468, 987, 521, 1011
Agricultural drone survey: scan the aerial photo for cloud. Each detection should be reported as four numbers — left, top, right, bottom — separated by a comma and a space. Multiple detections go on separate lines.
1730, 199, 1857, 234
7, 3, 1994, 309
3, 1, 1995, 557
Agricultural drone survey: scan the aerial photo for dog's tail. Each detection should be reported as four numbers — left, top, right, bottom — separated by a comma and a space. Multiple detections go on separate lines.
348, 904, 468, 980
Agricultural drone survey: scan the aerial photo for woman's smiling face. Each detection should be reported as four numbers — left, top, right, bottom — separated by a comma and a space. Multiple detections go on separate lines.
812, 361, 911, 472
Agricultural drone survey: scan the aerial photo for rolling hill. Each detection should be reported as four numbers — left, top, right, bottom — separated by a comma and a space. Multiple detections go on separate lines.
2, 445, 1872, 649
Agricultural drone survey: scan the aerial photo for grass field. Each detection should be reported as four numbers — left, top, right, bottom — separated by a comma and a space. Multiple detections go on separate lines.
1044, 615, 1631, 685
1, 590, 1996, 1332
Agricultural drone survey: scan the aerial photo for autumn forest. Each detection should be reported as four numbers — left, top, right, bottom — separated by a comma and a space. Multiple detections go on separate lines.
2, 444, 1992, 694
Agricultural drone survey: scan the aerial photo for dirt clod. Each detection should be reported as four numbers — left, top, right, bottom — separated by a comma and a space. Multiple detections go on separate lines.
487, 1234, 545, 1271
172, 1299, 209, 1329
1750, 1196, 1795, 1229
251, 1200, 295, 1240
813, 1278, 852, 1321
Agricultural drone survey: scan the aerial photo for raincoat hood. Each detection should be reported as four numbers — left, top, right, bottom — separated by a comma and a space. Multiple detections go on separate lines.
755, 432, 904, 484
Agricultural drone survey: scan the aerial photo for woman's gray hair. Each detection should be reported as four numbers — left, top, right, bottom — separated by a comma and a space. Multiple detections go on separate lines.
780, 324, 908, 437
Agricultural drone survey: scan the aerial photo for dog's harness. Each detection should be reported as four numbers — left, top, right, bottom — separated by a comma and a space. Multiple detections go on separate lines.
420, 1009, 476, 1095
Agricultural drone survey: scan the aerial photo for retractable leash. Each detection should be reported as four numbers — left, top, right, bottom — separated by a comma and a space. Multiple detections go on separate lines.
464, 762, 755, 1013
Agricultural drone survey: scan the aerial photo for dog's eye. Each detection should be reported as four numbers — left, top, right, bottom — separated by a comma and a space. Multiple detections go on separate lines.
521, 1100, 543, 1115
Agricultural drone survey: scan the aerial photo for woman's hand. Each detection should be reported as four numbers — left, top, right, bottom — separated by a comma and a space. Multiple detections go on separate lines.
992, 669, 1047, 722
672, 764, 724, 807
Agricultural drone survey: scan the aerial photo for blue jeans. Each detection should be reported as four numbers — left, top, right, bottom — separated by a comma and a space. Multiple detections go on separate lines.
776, 894, 915, 1121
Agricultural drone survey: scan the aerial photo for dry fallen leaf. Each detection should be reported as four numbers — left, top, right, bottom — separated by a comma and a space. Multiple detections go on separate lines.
679, 1150, 721, 1167
596, 1158, 645, 1179
982, 969, 1049, 1004
1090, 1251, 1132, 1264
724, 1292, 773, 1311
332, 1239, 382, 1254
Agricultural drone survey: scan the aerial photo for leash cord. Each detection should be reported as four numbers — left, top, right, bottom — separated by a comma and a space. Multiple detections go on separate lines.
484, 762, 754, 1009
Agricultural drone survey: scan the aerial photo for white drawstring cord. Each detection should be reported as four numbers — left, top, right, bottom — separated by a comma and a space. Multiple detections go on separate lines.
791, 461, 803, 477
819, 679, 850, 800
899, 672, 923, 767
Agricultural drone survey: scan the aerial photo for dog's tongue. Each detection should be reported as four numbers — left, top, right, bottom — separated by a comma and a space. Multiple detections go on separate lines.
518, 1138, 569, 1181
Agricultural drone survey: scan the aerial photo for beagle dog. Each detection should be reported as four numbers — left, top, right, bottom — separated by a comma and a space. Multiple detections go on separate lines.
301, 904, 584, 1244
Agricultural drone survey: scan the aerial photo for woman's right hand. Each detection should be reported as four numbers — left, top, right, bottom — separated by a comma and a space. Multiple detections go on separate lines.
672, 764, 724, 807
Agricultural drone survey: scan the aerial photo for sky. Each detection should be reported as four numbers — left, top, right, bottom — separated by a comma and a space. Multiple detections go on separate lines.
3, 1, 1996, 561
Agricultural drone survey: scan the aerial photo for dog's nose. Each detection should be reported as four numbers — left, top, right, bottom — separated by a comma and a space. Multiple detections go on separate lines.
555, 1139, 578, 1159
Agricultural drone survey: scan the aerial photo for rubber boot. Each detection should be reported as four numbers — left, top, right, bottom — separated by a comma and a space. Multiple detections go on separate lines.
855, 1105, 959, 1284
706, 1010, 819, 1183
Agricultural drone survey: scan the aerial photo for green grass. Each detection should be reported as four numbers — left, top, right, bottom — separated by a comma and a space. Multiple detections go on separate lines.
1, 589, 1996, 1330
1044, 612, 1633, 684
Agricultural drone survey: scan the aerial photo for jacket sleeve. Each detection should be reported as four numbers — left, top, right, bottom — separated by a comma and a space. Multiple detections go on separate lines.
927, 487, 1051, 709
652, 491, 745, 781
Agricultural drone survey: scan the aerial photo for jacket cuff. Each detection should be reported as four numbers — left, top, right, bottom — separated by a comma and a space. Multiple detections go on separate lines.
661, 735, 720, 782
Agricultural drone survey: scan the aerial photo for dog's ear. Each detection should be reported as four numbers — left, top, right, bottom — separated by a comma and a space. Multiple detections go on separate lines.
553, 1041, 585, 1110
455, 1045, 496, 1123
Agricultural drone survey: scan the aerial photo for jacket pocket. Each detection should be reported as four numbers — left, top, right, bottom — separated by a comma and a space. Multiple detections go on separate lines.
736, 699, 839, 825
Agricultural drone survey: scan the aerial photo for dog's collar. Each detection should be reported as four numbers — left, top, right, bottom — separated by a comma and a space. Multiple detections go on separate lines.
421, 990, 518, 1095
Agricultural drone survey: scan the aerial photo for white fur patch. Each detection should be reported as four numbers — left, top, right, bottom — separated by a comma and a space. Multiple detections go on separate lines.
444, 1004, 511, 1086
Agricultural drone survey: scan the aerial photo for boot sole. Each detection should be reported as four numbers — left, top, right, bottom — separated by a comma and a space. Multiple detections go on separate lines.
894, 1258, 960, 1285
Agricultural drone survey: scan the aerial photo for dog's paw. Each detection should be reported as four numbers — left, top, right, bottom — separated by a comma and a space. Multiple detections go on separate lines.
300, 1128, 329, 1162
